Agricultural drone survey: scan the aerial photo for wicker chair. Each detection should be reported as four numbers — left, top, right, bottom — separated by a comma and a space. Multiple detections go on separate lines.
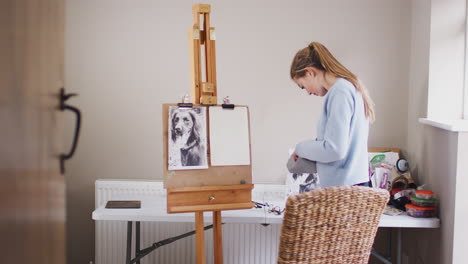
278, 186, 389, 264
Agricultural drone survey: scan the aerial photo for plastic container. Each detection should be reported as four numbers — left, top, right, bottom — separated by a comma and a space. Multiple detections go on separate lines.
410, 196, 436, 207
405, 204, 436, 218
415, 190, 434, 199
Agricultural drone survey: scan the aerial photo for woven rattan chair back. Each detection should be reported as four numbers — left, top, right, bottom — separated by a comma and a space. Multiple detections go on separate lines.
278, 186, 389, 264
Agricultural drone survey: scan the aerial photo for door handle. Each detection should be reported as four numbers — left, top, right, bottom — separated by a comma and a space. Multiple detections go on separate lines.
59, 88, 81, 175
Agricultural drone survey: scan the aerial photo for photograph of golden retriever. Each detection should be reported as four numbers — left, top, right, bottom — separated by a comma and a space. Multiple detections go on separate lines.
168, 106, 207, 170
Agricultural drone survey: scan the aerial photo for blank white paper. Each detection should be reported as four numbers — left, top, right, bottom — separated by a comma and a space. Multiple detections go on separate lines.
209, 106, 251, 166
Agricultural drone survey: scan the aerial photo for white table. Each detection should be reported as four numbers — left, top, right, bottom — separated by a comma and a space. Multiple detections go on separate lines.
93, 195, 439, 264
93, 197, 439, 226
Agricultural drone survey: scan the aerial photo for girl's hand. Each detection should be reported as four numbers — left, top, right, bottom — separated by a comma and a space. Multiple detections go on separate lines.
292, 152, 298, 162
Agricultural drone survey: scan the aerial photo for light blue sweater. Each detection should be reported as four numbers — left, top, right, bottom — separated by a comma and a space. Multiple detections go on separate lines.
295, 78, 369, 187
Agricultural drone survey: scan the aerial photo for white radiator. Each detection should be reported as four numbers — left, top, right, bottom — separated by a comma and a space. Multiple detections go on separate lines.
95, 180, 283, 264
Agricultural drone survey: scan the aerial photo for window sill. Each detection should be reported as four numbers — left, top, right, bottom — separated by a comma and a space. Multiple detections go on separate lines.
419, 118, 468, 132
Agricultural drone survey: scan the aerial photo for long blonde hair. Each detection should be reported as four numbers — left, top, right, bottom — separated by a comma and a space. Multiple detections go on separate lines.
290, 42, 375, 122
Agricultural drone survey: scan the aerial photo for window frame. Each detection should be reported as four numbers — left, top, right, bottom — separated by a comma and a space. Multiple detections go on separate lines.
464, 0, 468, 119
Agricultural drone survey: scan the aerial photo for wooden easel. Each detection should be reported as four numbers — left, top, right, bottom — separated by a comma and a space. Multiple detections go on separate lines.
163, 4, 253, 264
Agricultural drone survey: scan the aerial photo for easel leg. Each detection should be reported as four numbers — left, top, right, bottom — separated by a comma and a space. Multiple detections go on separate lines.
213, 211, 223, 264
196, 212, 206, 264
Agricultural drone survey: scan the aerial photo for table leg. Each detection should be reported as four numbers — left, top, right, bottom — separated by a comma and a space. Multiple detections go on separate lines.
371, 248, 392, 264
397, 228, 401, 264
388, 228, 392, 260
213, 211, 223, 264
196, 212, 206, 264
136, 221, 140, 264
370, 228, 392, 264
126, 221, 132, 264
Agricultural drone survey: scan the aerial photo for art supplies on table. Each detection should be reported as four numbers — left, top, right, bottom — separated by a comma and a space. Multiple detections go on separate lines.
390, 188, 414, 211
406, 189, 437, 218
368, 150, 400, 190
405, 204, 437, 218
415, 190, 434, 199
410, 196, 436, 207
368, 148, 439, 218
383, 205, 405, 216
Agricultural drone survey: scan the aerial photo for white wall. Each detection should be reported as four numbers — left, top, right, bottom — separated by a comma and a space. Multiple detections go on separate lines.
65, 0, 411, 263
453, 132, 468, 263
406, 0, 467, 263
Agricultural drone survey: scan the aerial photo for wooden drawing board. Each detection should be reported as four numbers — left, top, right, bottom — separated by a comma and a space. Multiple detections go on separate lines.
162, 103, 252, 189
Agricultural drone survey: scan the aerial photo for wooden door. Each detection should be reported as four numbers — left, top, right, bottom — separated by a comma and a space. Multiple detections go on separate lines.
0, 0, 66, 263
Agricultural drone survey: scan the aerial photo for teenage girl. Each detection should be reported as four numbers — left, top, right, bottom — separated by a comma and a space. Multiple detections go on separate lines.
290, 42, 375, 187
